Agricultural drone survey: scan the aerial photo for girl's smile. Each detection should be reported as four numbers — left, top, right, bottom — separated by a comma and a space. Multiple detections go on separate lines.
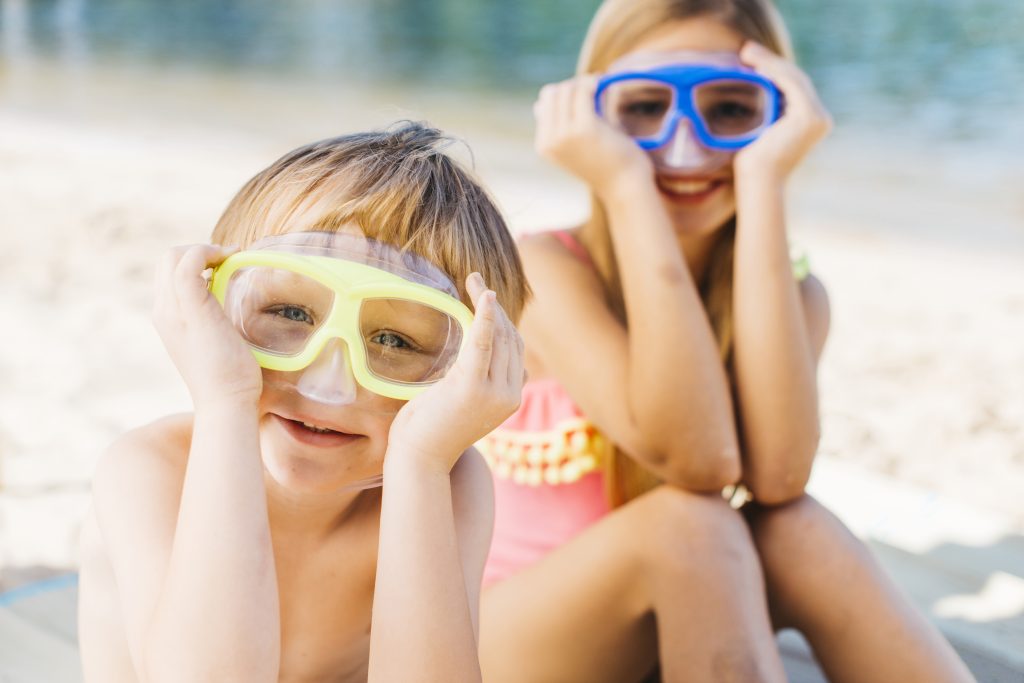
654, 172, 730, 205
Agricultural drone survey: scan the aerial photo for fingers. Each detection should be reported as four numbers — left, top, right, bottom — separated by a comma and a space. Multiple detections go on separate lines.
572, 74, 600, 123
154, 243, 237, 324
462, 273, 525, 398
174, 244, 236, 303
535, 76, 602, 150
490, 299, 511, 385
740, 42, 830, 126
465, 273, 497, 380
466, 271, 487, 304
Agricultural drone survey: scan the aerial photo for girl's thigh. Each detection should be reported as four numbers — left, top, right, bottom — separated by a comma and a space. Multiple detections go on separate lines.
480, 486, 780, 683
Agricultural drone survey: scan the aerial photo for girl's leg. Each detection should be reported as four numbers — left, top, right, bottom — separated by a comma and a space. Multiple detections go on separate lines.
480, 486, 787, 683
746, 494, 976, 683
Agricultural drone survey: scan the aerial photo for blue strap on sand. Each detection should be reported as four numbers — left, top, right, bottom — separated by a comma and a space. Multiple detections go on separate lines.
0, 573, 79, 608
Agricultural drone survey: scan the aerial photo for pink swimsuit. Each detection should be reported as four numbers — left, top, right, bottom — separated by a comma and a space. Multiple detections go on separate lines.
480, 232, 611, 587
479, 231, 810, 586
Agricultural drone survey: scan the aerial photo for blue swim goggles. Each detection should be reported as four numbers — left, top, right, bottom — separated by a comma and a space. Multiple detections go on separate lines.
595, 64, 782, 151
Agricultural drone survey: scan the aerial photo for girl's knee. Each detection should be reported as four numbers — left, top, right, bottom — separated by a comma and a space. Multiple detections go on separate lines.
628, 487, 755, 573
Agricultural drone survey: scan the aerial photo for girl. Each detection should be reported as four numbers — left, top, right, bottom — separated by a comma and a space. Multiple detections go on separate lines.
478, 1, 975, 682
78, 122, 529, 682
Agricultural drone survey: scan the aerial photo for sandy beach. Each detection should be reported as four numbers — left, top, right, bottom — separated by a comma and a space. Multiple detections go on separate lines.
1, 62, 1023, 575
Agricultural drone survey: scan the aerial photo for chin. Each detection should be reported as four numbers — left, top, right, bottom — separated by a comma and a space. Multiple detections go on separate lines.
665, 205, 735, 237
259, 422, 385, 497
657, 187, 736, 237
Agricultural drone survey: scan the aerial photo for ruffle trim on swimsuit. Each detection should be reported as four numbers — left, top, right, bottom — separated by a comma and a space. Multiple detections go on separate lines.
478, 418, 611, 486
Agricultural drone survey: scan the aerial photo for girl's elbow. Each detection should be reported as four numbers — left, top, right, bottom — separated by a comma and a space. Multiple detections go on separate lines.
746, 433, 818, 505
748, 463, 812, 506
664, 445, 741, 492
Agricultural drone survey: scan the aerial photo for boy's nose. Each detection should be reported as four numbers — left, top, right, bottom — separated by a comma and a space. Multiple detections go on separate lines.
295, 338, 358, 406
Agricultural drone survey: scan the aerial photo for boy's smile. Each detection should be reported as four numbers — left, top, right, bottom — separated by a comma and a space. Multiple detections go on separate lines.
258, 383, 396, 496
269, 411, 365, 448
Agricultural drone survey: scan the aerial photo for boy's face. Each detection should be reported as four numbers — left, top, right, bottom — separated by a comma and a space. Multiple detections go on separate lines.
257, 377, 401, 496
217, 229, 466, 496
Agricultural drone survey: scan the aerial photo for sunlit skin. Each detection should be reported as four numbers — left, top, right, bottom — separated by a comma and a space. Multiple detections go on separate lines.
480, 13, 975, 683
78, 232, 525, 683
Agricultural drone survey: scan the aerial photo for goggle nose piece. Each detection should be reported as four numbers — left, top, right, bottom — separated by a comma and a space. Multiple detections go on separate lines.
295, 338, 358, 406
660, 117, 714, 168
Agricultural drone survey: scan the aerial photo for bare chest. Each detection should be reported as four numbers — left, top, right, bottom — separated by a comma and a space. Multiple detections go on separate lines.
275, 527, 378, 682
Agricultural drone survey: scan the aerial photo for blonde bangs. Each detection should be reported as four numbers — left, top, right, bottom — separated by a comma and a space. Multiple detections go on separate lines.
211, 123, 529, 322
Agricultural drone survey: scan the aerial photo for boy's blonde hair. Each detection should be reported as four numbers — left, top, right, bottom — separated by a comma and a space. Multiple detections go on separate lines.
575, 0, 793, 506
211, 121, 530, 322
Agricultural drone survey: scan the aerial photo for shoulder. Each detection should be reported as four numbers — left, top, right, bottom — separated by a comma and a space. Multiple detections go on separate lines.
518, 229, 598, 281
798, 273, 830, 360
92, 414, 193, 534
516, 229, 607, 323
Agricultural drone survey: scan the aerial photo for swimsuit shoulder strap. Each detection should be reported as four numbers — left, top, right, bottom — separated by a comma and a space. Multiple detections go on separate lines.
550, 230, 596, 270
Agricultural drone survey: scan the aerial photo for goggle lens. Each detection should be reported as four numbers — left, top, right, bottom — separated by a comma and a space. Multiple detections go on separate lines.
601, 79, 676, 141
226, 266, 333, 356
359, 298, 462, 385
693, 79, 770, 139
222, 266, 463, 388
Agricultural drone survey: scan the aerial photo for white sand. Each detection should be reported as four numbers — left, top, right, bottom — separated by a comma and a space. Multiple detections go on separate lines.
1, 64, 1022, 569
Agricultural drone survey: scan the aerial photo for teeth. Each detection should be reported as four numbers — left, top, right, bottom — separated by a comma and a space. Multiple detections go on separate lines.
660, 179, 714, 194
302, 422, 335, 434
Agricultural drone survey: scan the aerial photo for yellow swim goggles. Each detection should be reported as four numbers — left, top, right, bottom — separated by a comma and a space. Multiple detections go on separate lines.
209, 233, 474, 401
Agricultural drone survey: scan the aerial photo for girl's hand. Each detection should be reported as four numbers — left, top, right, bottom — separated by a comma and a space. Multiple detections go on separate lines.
386, 273, 525, 475
534, 75, 654, 202
734, 41, 832, 180
152, 244, 263, 411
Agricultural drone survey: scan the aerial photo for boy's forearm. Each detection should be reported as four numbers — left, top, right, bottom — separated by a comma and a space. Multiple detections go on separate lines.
147, 402, 280, 682
369, 456, 482, 683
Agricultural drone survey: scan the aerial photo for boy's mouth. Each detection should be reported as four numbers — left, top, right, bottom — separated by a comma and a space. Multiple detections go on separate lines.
270, 413, 363, 448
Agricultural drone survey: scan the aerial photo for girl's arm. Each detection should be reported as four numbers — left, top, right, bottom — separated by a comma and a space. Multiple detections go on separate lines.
93, 245, 279, 683
730, 42, 833, 504
524, 77, 740, 490
368, 274, 520, 683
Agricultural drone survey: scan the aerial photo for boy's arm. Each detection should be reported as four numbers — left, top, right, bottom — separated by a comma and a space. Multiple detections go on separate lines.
84, 245, 279, 683
90, 411, 279, 683
369, 450, 493, 681
368, 274, 517, 683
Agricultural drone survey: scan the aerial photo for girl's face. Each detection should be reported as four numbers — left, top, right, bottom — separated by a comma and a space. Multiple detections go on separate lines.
616, 17, 749, 237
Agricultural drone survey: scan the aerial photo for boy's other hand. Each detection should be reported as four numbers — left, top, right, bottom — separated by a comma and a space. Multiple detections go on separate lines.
386, 272, 525, 474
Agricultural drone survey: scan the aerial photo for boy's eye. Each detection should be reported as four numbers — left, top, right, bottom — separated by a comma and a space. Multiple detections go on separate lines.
369, 330, 416, 350
268, 305, 315, 325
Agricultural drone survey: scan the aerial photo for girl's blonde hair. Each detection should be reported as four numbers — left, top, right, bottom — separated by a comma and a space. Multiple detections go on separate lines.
575, 0, 793, 506
211, 121, 530, 322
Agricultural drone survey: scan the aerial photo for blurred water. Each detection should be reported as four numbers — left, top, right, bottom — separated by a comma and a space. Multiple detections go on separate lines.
3, 0, 1023, 149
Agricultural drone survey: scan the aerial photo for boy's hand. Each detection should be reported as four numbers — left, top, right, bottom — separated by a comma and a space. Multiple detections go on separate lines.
534, 75, 655, 204
152, 244, 263, 411
386, 273, 525, 475
734, 41, 832, 181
